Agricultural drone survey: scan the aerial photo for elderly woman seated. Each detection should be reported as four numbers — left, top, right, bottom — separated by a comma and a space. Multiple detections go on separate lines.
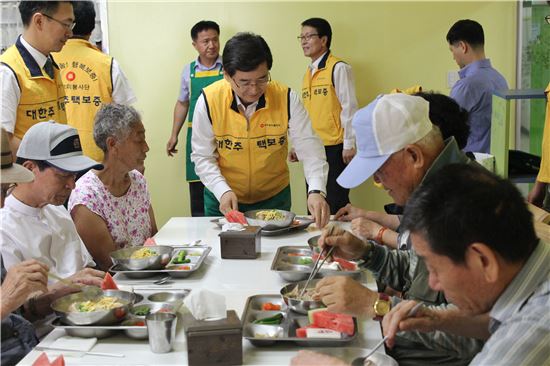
69, 104, 158, 271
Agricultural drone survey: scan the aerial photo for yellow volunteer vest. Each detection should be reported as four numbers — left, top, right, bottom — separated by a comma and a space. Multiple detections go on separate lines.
301, 52, 344, 146
0, 37, 67, 139
203, 79, 290, 204
537, 83, 550, 182
52, 39, 113, 162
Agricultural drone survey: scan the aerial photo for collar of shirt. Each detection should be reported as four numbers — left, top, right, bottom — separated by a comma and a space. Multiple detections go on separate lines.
19, 35, 49, 68
234, 93, 259, 120
488, 241, 550, 333
194, 55, 223, 72
310, 51, 329, 75
4, 194, 42, 218
458, 58, 492, 79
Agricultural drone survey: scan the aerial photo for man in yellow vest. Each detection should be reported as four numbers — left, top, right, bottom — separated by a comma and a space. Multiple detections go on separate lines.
191, 32, 330, 229
52, 1, 136, 163
166, 21, 223, 217
1, 1, 73, 157
295, 17, 358, 214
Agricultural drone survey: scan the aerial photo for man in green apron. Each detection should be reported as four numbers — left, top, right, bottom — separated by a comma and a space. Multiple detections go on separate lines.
166, 21, 223, 216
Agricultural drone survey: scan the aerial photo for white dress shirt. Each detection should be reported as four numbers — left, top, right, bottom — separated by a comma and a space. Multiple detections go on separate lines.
310, 52, 358, 149
191, 88, 328, 201
1, 194, 95, 282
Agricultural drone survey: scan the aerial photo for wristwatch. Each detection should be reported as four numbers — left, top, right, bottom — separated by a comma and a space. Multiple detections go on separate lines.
373, 293, 391, 321
308, 189, 326, 198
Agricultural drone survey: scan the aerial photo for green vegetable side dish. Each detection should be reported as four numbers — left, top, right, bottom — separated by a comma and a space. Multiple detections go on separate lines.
172, 250, 191, 264
132, 305, 151, 316
253, 313, 284, 325
298, 257, 313, 265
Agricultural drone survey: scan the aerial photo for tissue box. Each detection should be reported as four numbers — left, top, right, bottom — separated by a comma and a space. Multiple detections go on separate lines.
183, 310, 242, 366
219, 226, 261, 259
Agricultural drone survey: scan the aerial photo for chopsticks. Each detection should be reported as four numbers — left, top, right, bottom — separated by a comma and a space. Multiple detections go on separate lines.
35, 346, 125, 358
299, 224, 338, 298
47, 273, 82, 290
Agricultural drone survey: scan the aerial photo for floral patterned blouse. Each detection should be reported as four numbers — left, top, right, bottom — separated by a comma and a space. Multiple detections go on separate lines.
69, 170, 152, 249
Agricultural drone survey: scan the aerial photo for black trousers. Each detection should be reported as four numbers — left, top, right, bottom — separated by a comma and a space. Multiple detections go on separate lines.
307, 143, 350, 215
189, 181, 205, 217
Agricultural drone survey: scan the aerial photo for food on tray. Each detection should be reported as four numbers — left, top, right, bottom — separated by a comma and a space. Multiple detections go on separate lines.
285, 285, 317, 301
298, 257, 313, 265
295, 310, 355, 338
262, 302, 281, 311
130, 247, 158, 259
101, 272, 118, 290
132, 304, 151, 316
287, 252, 307, 257
225, 210, 247, 224
254, 332, 279, 339
312, 253, 359, 271
123, 319, 145, 326
172, 250, 191, 264
255, 209, 285, 221
253, 313, 283, 325
296, 327, 341, 339
69, 296, 124, 312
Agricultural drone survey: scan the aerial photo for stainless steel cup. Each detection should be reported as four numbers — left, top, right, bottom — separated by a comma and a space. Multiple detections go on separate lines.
146, 312, 176, 353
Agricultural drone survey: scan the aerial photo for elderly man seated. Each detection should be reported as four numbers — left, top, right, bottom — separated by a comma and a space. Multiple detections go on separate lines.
1, 121, 105, 289
313, 93, 482, 365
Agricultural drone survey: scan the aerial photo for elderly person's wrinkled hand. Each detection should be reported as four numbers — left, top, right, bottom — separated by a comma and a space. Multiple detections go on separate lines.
290, 350, 349, 366
1, 260, 49, 317
334, 203, 367, 221
351, 217, 383, 241
307, 193, 330, 229
315, 276, 378, 317
67, 268, 105, 287
382, 300, 438, 349
318, 225, 368, 260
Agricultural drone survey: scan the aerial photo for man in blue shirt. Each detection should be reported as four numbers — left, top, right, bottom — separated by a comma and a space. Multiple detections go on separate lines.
447, 19, 508, 153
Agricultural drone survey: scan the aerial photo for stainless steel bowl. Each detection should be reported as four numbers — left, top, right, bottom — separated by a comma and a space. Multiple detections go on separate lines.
110, 245, 173, 271
147, 291, 188, 306
130, 302, 176, 318
51, 289, 136, 326
307, 235, 321, 253
244, 209, 295, 230
280, 279, 325, 314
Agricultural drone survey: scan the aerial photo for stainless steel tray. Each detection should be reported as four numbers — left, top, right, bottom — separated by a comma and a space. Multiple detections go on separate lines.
110, 246, 211, 279
271, 246, 363, 282
211, 217, 314, 236
242, 294, 357, 347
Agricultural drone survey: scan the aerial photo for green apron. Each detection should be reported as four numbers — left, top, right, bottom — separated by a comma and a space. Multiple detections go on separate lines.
204, 185, 291, 216
186, 61, 224, 181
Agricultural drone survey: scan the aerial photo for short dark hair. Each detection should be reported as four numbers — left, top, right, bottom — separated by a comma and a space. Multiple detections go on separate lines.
72, 1, 95, 36
222, 32, 272, 77
446, 19, 485, 48
15, 158, 49, 171
402, 164, 538, 264
301, 17, 332, 49
415, 91, 470, 149
18, 1, 72, 27
190, 20, 219, 41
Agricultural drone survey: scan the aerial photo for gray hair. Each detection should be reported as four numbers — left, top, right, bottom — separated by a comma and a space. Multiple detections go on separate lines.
414, 125, 444, 152
93, 104, 141, 152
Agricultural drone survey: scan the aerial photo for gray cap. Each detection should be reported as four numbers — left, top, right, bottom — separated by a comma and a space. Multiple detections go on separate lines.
17, 121, 103, 173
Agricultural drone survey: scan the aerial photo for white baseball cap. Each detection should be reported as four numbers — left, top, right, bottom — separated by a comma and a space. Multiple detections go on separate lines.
17, 121, 103, 173
337, 94, 433, 188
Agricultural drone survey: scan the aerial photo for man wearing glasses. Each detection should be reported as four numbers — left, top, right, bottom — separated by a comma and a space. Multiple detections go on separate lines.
295, 18, 358, 214
191, 32, 330, 229
1, 1, 74, 158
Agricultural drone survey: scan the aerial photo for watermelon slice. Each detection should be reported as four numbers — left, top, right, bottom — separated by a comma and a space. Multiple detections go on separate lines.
332, 258, 358, 271
32, 353, 51, 366
51, 355, 65, 366
225, 210, 247, 225
310, 310, 355, 336
101, 272, 118, 290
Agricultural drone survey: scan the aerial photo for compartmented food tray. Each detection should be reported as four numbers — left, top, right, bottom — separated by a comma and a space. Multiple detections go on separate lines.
242, 294, 357, 347
110, 246, 211, 279
271, 246, 363, 282
50, 289, 189, 339
211, 217, 314, 236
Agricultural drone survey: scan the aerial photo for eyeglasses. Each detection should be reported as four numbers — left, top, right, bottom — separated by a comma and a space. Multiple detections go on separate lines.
545, 15, 550, 24
41, 13, 76, 30
232, 73, 271, 89
297, 33, 319, 42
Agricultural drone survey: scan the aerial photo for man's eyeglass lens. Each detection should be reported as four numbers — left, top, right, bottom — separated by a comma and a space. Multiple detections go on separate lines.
297, 34, 319, 42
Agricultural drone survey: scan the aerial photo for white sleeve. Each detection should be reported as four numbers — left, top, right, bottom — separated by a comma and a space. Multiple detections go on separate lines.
288, 89, 328, 194
0, 64, 21, 133
111, 58, 137, 105
190, 94, 232, 200
333, 62, 358, 149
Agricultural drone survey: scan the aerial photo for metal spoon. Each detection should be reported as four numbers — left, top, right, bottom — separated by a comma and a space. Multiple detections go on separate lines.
153, 276, 172, 285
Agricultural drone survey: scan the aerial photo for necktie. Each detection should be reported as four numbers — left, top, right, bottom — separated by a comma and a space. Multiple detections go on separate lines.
44, 58, 54, 79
